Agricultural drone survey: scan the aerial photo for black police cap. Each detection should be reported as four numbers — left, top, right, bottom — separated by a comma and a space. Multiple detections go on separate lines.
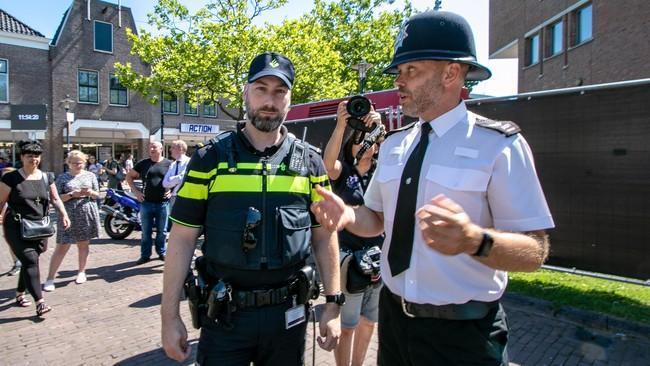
248, 52, 295, 89
384, 11, 491, 81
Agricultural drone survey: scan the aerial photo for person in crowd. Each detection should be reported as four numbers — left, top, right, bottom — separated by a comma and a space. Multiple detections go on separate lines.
324, 102, 384, 366
0, 140, 71, 317
43, 150, 101, 291
124, 153, 134, 173
162, 140, 190, 209
0, 156, 10, 169
125, 141, 171, 264
1, 167, 21, 276
161, 52, 342, 364
311, 11, 554, 366
105, 155, 125, 190
87, 155, 104, 187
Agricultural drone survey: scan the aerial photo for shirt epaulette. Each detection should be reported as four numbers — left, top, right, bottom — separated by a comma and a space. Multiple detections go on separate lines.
197, 130, 235, 158
385, 121, 417, 138
474, 118, 521, 137
307, 142, 321, 156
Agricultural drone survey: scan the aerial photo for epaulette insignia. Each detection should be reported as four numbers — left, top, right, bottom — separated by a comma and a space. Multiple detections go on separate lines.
197, 130, 235, 158
475, 118, 521, 137
307, 143, 322, 156
385, 121, 417, 138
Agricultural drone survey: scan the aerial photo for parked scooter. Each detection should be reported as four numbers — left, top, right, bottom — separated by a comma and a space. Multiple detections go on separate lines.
101, 189, 141, 240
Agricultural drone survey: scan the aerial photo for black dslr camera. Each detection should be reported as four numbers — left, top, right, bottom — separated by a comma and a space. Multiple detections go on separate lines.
346, 95, 375, 133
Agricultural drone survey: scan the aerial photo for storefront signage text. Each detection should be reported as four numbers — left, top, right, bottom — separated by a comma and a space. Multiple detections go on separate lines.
180, 123, 219, 134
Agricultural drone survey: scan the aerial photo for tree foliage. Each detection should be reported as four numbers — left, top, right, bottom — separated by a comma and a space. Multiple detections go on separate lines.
114, 0, 410, 121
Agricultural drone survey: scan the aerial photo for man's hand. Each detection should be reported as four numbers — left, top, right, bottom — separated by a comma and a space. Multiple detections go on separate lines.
317, 303, 341, 351
162, 316, 191, 362
134, 190, 145, 202
416, 194, 482, 255
310, 186, 354, 232
164, 190, 172, 200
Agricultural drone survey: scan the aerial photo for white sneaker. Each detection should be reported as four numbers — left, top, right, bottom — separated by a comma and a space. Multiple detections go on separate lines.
43, 279, 55, 292
75, 272, 87, 284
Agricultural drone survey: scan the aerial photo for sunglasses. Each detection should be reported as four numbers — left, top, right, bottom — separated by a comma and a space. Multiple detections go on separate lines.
242, 207, 262, 252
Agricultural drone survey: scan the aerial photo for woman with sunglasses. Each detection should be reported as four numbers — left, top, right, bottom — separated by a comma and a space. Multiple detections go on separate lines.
0, 140, 71, 317
324, 101, 385, 366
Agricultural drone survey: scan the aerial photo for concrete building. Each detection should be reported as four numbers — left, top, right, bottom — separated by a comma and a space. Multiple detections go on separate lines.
1, 0, 238, 172
489, 0, 650, 92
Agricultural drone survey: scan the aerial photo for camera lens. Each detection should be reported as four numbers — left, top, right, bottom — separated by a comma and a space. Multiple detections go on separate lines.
346, 95, 371, 118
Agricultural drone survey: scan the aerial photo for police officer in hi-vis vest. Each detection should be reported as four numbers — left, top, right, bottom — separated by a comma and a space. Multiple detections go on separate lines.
312, 11, 554, 366
161, 52, 343, 365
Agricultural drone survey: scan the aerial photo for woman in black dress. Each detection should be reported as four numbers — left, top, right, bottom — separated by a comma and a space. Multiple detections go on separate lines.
0, 141, 71, 317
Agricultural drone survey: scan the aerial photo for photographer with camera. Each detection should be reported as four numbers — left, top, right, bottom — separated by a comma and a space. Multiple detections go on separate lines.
324, 100, 384, 366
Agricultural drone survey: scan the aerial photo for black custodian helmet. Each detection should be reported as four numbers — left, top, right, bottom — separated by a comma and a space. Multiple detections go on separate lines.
384, 11, 491, 81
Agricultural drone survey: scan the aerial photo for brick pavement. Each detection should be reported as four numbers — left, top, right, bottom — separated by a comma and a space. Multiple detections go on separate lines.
1, 229, 649, 365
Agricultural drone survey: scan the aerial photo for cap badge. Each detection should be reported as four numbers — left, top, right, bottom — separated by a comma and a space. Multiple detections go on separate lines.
394, 22, 409, 52
269, 58, 280, 68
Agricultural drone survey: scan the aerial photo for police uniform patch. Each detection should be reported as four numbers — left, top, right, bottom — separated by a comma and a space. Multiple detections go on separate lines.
474, 118, 521, 137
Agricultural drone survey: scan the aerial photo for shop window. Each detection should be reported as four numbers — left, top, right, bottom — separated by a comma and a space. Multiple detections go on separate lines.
184, 95, 198, 115
573, 3, 593, 46
526, 33, 540, 66
203, 101, 217, 117
109, 74, 128, 106
0, 59, 7, 103
163, 92, 178, 114
546, 21, 563, 57
78, 70, 99, 103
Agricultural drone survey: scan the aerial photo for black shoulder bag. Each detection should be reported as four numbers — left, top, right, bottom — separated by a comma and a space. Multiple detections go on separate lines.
16, 173, 56, 241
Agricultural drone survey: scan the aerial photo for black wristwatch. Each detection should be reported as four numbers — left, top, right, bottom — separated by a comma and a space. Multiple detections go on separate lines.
325, 293, 346, 306
473, 231, 494, 257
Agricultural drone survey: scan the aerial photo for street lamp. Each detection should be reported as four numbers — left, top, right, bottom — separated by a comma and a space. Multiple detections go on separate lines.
60, 94, 75, 154
160, 90, 165, 153
351, 60, 373, 94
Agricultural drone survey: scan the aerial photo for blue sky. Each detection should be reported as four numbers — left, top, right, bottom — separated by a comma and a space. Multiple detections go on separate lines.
1, 0, 517, 96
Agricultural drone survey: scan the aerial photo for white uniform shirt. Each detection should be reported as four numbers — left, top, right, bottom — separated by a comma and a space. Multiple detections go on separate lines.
162, 154, 191, 196
364, 102, 554, 305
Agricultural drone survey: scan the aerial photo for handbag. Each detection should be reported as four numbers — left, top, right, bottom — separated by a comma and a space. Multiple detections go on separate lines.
19, 214, 55, 241
16, 173, 55, 241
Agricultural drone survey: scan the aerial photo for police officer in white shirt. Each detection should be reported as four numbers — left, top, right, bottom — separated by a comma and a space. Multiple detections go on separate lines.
162, 140, 191, 209
312, 11, 554, 366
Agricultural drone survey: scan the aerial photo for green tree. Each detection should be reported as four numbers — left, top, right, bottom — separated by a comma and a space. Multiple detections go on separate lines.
114, 0, 411, 121
308, 0, 412, 94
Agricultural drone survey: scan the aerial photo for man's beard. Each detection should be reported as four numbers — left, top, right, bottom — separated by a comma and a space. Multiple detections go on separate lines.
247, 105, 286, 132
399, 73, 443, 118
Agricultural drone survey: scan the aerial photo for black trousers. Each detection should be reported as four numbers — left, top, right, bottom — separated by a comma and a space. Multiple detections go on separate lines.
378, 287, 509, 366
197, 301, 308, 366
3, 219, 45, 302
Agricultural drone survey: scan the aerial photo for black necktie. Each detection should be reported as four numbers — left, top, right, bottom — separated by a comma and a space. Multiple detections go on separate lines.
388, 122, 432, 276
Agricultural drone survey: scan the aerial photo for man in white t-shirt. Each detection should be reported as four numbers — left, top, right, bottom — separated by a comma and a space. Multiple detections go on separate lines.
311, 11, 554, 366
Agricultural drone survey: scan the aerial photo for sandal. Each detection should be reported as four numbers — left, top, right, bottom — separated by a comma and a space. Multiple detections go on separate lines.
16, 294, 32, 307
36, 302, 52, 317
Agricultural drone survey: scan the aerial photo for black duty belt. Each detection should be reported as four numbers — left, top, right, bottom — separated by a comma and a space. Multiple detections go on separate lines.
233, 283, 297, 309
390, 290, 498, 320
